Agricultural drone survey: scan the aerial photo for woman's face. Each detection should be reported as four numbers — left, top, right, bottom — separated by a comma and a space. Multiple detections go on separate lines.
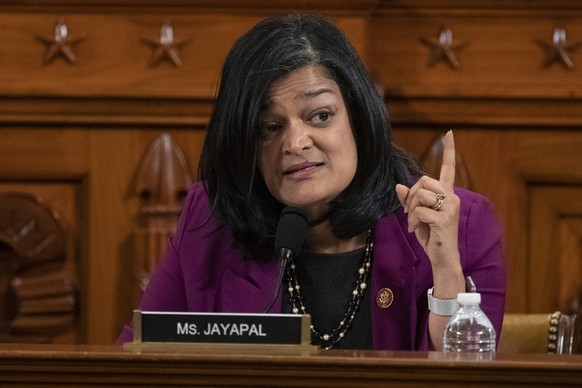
258, 66, 358, 220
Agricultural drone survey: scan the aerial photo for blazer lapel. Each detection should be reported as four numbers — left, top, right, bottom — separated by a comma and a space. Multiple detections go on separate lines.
220, 256, 281, 313
371, 212, 423, 350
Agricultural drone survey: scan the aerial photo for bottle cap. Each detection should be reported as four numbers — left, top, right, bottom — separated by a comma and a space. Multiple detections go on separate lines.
457, 292, 481, 304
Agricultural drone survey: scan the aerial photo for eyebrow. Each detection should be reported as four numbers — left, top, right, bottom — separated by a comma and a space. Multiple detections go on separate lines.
260, 87, 336, 112
295, 88, 335, 101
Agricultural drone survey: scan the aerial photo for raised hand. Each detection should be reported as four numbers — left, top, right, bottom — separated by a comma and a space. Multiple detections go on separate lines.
395, 130, 460, 269
396, 131, 466, 350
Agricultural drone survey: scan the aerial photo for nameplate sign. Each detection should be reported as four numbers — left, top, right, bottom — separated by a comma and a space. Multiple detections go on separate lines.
132, 310, 311, 346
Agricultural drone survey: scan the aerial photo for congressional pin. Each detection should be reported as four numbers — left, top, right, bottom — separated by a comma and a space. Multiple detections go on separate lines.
376, 288, 394, 308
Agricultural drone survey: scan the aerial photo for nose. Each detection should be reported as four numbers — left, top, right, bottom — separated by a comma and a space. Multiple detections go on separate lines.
282, 120, 313, 155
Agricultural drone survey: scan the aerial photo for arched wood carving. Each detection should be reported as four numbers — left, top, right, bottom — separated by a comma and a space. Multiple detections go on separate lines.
420, 133, 471, 189
134, 134, 192, 300
0, 193, 76, 343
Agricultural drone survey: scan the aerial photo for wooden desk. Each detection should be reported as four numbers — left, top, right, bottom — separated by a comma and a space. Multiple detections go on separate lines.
0, 344, 581, 387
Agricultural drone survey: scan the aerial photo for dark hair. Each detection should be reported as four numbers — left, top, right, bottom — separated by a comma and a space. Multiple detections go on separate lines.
199, 14, 419, 260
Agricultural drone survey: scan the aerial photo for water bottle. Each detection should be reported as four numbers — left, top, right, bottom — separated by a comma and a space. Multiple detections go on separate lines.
443, 292, 496, 355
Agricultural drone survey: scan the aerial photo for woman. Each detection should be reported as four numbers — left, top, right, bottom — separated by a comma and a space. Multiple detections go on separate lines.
117, 14, 505, 350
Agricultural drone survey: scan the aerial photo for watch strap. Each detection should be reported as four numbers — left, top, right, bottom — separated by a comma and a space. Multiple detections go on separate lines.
427, 287, 458, 316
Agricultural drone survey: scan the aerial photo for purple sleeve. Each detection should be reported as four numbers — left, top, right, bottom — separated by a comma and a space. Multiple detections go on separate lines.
459, 191, 507, 345
414, 190, 506, 350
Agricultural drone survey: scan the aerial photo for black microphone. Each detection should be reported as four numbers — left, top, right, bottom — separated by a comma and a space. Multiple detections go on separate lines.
263, 206, 308, 313
275, 206, 308, 260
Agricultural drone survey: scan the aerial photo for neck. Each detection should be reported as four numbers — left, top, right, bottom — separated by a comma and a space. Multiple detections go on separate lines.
306, 222, 368, 254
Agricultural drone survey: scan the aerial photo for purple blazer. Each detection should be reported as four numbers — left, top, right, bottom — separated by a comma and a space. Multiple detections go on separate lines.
117, 182, 506, 349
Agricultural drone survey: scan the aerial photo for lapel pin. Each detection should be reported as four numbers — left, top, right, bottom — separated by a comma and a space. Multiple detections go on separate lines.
376, 288, 394, 308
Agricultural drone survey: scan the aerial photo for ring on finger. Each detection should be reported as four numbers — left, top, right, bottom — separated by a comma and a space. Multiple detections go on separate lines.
429, 193, 445, 211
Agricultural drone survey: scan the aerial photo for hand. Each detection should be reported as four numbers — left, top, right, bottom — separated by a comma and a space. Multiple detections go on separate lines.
395, 131, 461, 270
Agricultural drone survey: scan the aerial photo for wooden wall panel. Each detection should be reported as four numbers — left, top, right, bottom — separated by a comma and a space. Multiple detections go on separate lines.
370, 5, 582, 99
0, 11, 367, 128
371, 2, 582, 129
0, 129, 88, 178
528, 187, 582, 313
0, 13, 248, 97
0, 10, 368, 98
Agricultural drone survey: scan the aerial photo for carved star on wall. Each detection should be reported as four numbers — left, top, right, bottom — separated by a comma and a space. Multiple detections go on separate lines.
141, 23, 191, 67
36, 19, 86, 64
536, 26, 581, 69
421, 26, 470, 70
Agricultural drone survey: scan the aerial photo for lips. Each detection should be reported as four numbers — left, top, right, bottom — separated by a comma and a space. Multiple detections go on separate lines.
284, 161, 323, 176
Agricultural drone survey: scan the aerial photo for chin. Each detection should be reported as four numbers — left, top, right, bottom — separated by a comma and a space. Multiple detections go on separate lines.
277, 187, 337, 206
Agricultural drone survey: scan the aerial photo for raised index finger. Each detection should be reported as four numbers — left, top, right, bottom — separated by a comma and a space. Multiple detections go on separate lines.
439, 130, 456, 189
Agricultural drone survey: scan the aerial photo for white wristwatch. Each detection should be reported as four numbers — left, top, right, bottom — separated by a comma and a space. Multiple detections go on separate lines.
427, 287, 458, 316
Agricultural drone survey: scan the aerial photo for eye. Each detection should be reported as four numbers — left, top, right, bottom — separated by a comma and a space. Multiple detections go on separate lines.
259, 122, 281, 137
310, 111, 333, 125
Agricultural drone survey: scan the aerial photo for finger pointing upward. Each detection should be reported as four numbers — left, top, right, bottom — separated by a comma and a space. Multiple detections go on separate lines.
440, 130, 456, 190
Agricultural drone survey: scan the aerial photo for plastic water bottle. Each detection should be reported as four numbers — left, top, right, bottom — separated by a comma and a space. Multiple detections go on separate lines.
443, 292, 496, 355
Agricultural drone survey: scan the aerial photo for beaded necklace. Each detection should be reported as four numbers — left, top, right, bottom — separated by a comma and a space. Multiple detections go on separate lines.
285, 228, 374, 349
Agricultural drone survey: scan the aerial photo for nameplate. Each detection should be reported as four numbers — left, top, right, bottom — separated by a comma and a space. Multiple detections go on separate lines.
132, 310, 311, 346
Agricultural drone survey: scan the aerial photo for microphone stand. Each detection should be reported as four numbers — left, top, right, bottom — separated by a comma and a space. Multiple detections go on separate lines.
262, 248, 292, 314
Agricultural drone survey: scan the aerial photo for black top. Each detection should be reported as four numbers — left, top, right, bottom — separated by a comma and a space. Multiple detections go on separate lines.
281, 247, 372, 350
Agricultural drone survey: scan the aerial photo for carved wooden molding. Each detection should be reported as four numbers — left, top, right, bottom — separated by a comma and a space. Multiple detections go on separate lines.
0, 193, 76, 343
0, 96, 213, 128
421, 26, 470, 70
385, 98, 582, 128
35, 19, 86, 65
133, 134, 192, 300
536, 26, 581, 69
141, 22, 191, 68
135, 133, 193, 215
